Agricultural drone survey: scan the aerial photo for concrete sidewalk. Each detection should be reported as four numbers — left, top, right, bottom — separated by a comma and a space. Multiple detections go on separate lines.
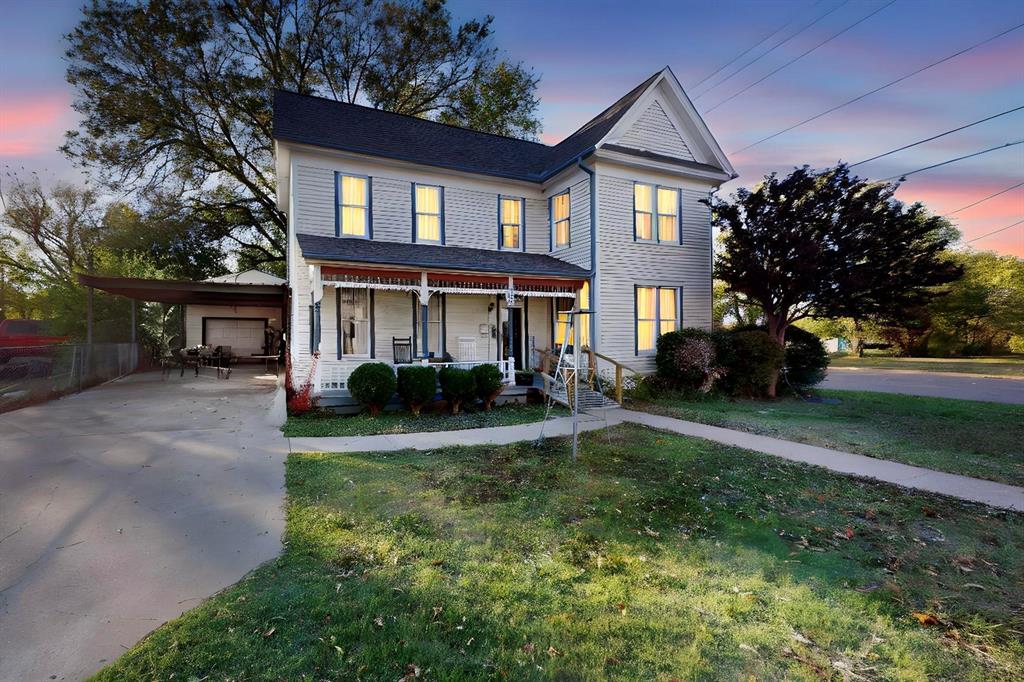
288, 408, 1024, 512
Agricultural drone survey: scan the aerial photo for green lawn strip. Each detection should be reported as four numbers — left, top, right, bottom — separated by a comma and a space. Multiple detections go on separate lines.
831, 355, 1024, 377
283, 403, 565, 437
93, 425, 1023, 681
634, 390, 1024, 488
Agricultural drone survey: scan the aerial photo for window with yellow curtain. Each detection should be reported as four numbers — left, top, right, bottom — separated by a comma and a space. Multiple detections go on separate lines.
657, 187, 679, 242
634, 183, 653, 240
551, 191, 570, 247
500, 197, 523, 250
415, 184, 442, 242
337, 175, 368, 237
554, 281, 591, 349
636, 285, 680, 353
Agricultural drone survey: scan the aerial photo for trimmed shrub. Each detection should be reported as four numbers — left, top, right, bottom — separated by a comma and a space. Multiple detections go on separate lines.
656, 328, 727, 393
729, 330, 785, 398
782, 326, 830, 391
396, 365, 437, 415
438, 366, 476, 414
471, 364, 505, 411
347, 362, 396, 416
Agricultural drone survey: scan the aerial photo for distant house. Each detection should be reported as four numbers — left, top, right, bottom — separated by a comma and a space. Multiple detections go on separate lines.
273, 67, 736, 398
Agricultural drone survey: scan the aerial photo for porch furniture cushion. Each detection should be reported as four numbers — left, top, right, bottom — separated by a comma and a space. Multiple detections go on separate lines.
296, 234, 589, 279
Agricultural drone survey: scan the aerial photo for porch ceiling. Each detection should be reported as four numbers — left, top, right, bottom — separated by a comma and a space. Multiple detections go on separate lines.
76, 273, 286, 307
296, 233, 589, 280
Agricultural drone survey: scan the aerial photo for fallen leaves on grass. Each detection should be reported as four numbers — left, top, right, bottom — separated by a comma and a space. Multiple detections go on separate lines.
911, 612, 943, 626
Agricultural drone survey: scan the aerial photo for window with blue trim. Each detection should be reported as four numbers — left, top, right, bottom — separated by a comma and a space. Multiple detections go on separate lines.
551, 191, 570, 248
636, 286, 680, 353
414, 184, 443, 243
634, 183, 679, 242
499, 196, 524, 250
337, 174, 369, 237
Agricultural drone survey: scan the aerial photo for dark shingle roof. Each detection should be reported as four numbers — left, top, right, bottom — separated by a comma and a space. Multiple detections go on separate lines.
273, 71, 661, 182
296, 234, 589, 279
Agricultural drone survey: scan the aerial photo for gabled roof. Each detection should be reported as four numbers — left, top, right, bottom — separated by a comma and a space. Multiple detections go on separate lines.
273, 70, 665, 183
296, 234, 589, 279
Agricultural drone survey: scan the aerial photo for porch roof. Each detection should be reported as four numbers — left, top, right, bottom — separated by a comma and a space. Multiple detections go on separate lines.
76, 273, 286, 307
296, 234, 589, 279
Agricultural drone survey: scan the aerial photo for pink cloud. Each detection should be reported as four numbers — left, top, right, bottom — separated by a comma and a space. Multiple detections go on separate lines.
0, 93, 73, 157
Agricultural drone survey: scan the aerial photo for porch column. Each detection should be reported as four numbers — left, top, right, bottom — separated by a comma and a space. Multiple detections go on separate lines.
419, 272, 430, 359
309, 264, 323, 391
505, 276, 514, 363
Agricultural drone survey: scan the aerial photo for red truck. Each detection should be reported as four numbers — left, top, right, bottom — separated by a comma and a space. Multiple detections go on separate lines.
0, 319, 68, 364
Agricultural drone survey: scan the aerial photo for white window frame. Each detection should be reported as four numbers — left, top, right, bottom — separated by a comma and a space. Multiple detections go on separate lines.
336, 173, 370, 238
499, 195, 525, 251
635, 285, 681, 355
634, 182, 680, 244
338, 288, 371, 358
550, 190, 570, 249
414, 183, 444, 244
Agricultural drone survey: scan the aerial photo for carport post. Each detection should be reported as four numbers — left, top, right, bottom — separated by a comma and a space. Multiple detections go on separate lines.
130, 299, 136, 344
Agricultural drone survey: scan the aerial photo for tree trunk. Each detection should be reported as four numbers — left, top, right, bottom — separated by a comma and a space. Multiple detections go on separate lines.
764, 314, 788, 399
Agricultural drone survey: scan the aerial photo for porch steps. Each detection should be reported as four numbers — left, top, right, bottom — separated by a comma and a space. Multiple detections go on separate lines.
546, 385, 619, 410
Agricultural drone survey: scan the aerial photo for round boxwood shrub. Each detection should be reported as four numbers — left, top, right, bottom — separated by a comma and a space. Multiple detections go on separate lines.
471, 363, 505, 411
655, 328, 726, 393
782, 326, 830, 391
347, 362, 396, 416
437, 366, 476, 414
729, 330, 785, 398
396, 364, 437, 415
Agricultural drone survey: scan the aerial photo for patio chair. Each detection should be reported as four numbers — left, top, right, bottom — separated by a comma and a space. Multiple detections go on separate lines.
393, 336, 413, 364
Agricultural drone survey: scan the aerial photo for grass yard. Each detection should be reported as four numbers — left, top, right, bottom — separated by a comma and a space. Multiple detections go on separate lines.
831, 355, 1024, 378
634, 390, 1024, 488
93, 425, 1023, 681
284, 403, 564, 437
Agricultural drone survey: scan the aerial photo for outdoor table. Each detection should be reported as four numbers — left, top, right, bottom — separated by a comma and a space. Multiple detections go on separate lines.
250, 354, 280, 375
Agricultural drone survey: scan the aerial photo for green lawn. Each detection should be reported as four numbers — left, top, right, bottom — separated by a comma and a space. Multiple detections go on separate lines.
831, 355, 1024, 377
284, 403, 564, 437
93, 425, 1023, 680
633, 390, 1024, 487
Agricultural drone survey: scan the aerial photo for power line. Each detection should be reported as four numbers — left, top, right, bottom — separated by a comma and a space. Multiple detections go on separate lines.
945, 181, 1024, 216
850, 106, 1024, 167
966, 219, 1024, 244
693, 0, 849, 100
689, 1, 820, 91
730, 21, 1024, 154
705, 0, 896, 114
879, 140, 1024, 182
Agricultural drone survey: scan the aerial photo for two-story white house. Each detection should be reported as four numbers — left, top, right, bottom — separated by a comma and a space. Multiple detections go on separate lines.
274, 67, 736, 400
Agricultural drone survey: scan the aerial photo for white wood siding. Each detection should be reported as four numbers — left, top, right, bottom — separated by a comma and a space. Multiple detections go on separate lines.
617, 100, 695, 161
545, 173, 592, 269
595, 172, 712, 373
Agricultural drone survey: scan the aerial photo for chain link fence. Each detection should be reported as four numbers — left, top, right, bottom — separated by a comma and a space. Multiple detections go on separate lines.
0, 343, 140, 414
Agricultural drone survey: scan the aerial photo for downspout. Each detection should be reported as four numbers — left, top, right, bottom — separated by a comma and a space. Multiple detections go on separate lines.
576, 159, 598, 348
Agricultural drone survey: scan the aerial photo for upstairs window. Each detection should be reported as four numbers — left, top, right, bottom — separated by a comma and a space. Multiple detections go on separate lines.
636, 286, 680, 354
634, 183, 680, 243
337, 174, 369, 238
499, 196, 524, 250
551, 191, 570, 248
414, 184, 443, 243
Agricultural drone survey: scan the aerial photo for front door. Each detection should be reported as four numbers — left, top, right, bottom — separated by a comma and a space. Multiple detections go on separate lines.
502, 306, 524, 371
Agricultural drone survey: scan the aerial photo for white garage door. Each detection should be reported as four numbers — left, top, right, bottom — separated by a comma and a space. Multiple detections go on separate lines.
205, 318, 265, 356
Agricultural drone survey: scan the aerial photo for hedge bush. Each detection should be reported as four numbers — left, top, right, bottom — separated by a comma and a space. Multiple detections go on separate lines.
782, 326, 830, 391
729, 330, 785, 398
396, 365, 437, 415
471, 364, 505, 411
438, 366, 477, 414
347, 362, 396, 416
655, 328, 726, 393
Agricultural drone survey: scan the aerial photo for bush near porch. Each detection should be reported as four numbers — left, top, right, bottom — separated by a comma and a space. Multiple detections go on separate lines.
91, 425, 1024, 680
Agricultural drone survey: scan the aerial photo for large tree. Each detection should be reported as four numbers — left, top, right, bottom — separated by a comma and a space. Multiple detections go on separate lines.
709, 164, 962, 395
63, 0, 541, 267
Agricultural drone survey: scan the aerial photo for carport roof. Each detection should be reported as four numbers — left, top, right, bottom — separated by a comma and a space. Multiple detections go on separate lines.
77, 273, 286, 307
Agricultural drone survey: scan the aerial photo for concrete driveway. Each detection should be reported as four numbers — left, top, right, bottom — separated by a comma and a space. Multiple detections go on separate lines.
0, 367, 288, 681
822, 368, 1024, 404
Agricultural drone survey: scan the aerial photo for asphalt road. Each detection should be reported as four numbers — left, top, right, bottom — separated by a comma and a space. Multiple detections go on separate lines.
0, 368, 287, 681
822, 368, 1024, 404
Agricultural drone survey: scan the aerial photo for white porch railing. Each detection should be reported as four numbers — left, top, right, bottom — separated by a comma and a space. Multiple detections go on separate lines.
317, 357, 516, 392
410, 357, 515, 384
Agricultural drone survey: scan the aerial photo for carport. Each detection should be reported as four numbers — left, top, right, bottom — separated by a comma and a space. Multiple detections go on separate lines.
77, 272, 288, 359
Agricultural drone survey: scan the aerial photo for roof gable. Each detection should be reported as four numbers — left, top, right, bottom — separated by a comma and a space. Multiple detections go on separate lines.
597, 67, 736, 177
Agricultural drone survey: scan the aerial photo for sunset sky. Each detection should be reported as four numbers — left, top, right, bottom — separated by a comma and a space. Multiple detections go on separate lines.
1, 0, 1021, 255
